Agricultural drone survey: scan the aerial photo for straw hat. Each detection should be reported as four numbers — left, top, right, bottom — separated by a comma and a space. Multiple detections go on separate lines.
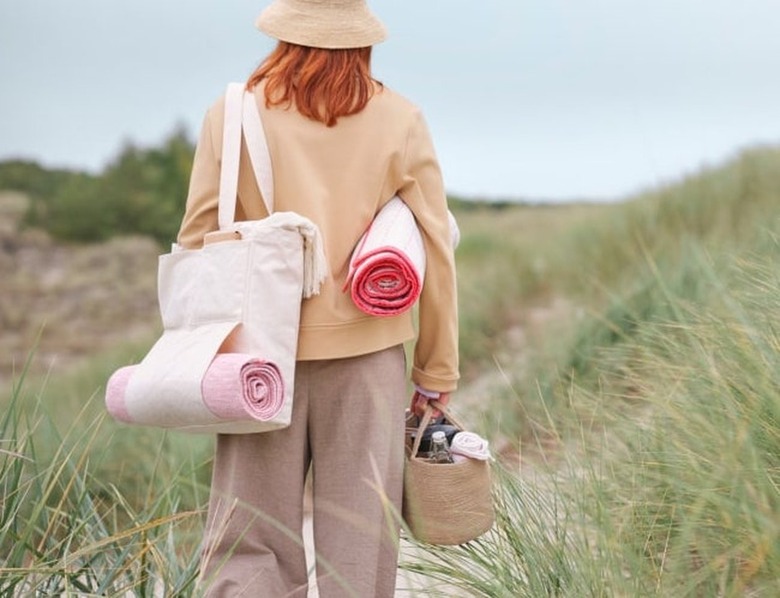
256, 0, 387, 49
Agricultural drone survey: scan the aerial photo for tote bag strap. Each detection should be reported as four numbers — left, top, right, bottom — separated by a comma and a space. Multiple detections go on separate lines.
242, 92, 275, 214
218, 83, 244, 230
218, 83, 274, 230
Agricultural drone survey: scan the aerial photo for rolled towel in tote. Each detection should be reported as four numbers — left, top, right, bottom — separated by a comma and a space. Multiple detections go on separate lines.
106, 354, 285, 425
450, 432, 491, 461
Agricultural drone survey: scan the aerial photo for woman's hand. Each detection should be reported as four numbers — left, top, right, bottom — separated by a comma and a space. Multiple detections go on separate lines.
411, 391, 451, 419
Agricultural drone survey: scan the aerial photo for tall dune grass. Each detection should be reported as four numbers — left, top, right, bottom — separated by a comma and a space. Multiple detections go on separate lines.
465, 145, 780, 439
0, 360, 205, 595
404, 252, 780, 596
5, 338, 215, 512
590, 256, 780, 594
414, 147, 780, 594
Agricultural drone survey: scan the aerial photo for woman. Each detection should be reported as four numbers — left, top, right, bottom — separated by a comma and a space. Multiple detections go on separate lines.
178, 1, 459, 595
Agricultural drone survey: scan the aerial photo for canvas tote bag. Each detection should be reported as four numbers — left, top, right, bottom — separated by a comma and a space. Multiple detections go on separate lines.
112, 83, 326, 434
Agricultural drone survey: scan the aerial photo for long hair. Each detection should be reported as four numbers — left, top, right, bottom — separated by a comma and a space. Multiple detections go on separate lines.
247, 42, 381, 127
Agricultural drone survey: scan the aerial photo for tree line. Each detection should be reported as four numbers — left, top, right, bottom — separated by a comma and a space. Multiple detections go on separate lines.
0, 127, 194, 245
0, 127, 536, 246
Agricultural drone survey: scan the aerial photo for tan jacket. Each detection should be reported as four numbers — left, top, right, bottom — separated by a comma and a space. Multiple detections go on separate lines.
177, 83, 459, 393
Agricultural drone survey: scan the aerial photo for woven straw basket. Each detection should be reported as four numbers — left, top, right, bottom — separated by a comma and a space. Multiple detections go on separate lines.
402, 400, 494, 545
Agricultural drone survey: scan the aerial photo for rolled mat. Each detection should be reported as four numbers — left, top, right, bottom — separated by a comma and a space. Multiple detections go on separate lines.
347, 197, 426, 317
106, 354, 285, 425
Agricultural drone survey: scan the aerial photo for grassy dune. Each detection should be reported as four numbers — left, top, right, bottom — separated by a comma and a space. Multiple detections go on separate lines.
430, 146, 780, 596
2, 145, 779, 595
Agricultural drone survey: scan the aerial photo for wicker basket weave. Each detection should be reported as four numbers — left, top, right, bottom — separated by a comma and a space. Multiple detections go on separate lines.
402, 401, 494, 545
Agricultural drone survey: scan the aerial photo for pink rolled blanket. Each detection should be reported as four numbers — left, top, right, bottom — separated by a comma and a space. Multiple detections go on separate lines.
106, 354, 285, 425
347, 197, 426, 317
349, 247, 422, 316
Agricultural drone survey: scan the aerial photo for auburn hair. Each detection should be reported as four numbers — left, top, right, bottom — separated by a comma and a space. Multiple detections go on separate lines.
247, 42, 381, 127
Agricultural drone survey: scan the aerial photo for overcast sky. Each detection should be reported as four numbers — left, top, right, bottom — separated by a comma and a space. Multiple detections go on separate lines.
2, 0, 780, 201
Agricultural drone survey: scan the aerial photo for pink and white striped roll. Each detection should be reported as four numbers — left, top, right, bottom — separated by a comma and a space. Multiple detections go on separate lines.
106, 354, 285, 425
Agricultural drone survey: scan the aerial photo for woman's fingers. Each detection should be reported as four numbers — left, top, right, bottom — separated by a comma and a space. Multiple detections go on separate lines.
411, 391, 451, 419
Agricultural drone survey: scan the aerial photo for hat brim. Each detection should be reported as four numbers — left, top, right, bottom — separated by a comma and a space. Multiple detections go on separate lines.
256, 2, 387, 49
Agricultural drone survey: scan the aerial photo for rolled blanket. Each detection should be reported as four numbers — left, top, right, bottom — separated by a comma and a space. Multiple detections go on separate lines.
105, 354, 285, 425
347, 197, 461, 317
105, 366, 134, 424
347, 197, 425, 317
450, 432, 491, 461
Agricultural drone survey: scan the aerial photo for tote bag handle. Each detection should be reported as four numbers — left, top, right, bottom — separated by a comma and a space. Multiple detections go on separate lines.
218, 82, 275, 230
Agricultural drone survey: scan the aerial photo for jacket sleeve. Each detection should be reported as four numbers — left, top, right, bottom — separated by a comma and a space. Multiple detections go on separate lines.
398, 109, 460, 393
177, 100, 223, 249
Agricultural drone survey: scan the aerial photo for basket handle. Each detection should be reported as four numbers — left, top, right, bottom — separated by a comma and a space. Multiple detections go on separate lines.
409, 399, 468, 459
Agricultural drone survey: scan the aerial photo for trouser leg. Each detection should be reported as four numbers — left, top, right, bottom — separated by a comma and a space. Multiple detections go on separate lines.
308, 345, 407, 598
199, 379, 311, 598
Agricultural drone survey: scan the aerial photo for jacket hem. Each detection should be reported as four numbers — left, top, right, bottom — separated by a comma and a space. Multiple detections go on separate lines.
296, 313, 416, 361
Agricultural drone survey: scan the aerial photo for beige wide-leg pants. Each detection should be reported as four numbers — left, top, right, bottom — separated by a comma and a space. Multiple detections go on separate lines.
199, 345, 407, 597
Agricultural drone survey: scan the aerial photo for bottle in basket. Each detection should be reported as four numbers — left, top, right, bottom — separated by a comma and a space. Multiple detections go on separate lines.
429, 430, 454, 464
